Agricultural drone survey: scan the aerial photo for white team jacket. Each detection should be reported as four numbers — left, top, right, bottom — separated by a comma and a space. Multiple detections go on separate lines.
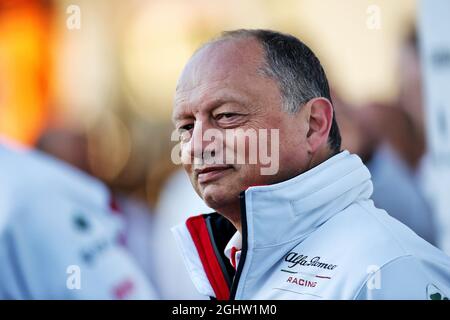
0, 142, 156, 299
172, 151, 450, 300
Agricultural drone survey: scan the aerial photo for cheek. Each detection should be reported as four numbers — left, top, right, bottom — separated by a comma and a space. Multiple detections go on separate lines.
182, 163, 192, 176
181, 149, 193, 175
282, 119, 308, 147
279, 128, 309, 166
180, 143, 192, 168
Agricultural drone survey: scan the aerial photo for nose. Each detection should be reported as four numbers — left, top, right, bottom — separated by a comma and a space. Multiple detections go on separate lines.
184, 121, 223, 165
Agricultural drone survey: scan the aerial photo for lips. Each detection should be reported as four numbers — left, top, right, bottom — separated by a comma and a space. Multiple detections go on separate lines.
195, 165, 233, 184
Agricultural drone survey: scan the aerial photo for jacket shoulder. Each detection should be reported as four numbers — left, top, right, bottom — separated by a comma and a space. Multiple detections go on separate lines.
295, 200, 450, 299
322, 199, 440, 261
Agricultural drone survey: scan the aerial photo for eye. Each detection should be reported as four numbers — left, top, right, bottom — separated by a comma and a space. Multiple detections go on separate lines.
216, 113, 238, 121
176, 123, 194, 142
179, 123, 194, 131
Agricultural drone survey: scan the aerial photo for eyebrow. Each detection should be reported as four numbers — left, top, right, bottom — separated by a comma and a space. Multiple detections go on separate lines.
172, 96, 243, 123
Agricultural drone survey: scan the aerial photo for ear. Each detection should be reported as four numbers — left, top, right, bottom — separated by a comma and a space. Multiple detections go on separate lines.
305, 97, 334, 153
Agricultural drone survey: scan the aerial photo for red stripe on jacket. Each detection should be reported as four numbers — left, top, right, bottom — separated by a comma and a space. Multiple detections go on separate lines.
186, 215, 230, 300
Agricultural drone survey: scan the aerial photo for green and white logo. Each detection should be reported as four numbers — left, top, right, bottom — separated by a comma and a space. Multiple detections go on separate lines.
427, 284, 449, 300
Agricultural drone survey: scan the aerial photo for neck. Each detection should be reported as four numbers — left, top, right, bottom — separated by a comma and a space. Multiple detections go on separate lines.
309, 147, 335, 171
217, 201, 242, 234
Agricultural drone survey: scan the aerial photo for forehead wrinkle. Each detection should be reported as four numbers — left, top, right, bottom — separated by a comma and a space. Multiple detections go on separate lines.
174, 79, 226, 121
173, 37, 269, 123
173, 87, 250, 125
174, 67, 236, 118
177, 37, 265, 89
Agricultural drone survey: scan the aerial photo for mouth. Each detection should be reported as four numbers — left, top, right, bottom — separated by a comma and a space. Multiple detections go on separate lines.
195, 165, 234, 184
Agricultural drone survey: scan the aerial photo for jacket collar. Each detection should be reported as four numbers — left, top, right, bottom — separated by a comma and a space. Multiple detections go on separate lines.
243, 150, 373, 249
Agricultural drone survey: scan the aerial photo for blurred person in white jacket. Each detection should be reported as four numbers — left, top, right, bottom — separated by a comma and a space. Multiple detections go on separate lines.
37, 127, 160, 295
0, 137, 157, 299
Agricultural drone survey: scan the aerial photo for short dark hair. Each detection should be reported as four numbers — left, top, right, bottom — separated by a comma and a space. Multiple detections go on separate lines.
213, 29, 341, 154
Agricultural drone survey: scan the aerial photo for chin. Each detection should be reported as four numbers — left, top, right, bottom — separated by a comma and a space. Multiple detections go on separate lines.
200, 184, 238, 211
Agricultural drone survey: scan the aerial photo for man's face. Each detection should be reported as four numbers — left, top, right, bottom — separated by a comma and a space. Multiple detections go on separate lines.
173, 38, 311, 212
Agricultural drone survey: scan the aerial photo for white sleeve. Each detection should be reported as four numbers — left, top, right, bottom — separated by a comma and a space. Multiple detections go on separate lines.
0, 199, 158, 300
0, 227, 29, 299
355, 255, 450, 300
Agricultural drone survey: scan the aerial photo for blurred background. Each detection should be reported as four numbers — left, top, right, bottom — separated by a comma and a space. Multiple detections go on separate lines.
2, 0, 448, 299
0, 0, 416, 202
